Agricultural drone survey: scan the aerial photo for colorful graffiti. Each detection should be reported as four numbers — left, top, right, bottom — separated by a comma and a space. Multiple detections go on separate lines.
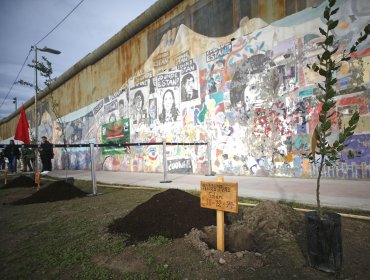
20, 0, 370, 179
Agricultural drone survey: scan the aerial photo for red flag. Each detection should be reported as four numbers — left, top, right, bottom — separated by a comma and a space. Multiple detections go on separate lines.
14, 105, 30, 144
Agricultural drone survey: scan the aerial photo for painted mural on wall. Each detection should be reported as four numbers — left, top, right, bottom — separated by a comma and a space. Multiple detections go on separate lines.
25, 0, 370, 179
101, 118, 130, 155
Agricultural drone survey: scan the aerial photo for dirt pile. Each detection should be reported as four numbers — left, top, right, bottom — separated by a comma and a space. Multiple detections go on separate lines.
184, 201, 305, 269
12, 180, 88, 205
197, 201, 302, 252
108, 189, 230, 243
1, 175, 35, 189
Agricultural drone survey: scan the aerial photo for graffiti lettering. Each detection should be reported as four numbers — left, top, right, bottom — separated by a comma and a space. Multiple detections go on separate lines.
157, 72, 180, 88
177, 59, 197, 74
175, 50, 190, 65
206, 42, 232, 62
154, 51, 170, 68
167, 158, 192, 173
134, 71, 153, 85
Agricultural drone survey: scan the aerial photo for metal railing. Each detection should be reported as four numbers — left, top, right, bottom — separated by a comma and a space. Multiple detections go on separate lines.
1, 141, 212, 195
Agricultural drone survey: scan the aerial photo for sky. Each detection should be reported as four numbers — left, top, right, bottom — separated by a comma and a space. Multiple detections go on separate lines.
0, 0, 158, 120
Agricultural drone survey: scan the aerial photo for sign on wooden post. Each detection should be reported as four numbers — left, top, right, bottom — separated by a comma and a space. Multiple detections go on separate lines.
200, 176, 238, 252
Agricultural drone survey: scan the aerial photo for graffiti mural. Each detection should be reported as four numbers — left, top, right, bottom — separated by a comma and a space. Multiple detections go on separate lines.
20, 0, 369, 179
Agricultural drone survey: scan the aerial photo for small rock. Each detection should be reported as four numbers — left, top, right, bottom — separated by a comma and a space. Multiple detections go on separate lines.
236, 252, 244, 258
219, 258, 226, 264
246, 267, 256, 272
258, 220, 268, 228
163, 264, 168, 269
255, 252, 262, 257
210, 249, 215, 254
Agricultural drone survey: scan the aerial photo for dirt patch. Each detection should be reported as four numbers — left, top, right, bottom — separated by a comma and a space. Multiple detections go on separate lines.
107, 190, 308, 273
11, 180, 88, 205
1, 175, 36, 189
108, 189, 229, 243
184, 201, 305, 270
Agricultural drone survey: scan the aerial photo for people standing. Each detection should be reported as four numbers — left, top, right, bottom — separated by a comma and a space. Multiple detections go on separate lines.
0, 149, 5, 170
39, 136, 54, 174
21, 147, 35, 172
3, 140, 20, 174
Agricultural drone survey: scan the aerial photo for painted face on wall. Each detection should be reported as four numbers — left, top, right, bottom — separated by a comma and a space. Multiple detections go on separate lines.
163, 90, 174, 111
119, 101, 124, 117
148, 99, 157, 119
184, 76, 195, 95
243, 74, 263, 106
135, 95, 143, 110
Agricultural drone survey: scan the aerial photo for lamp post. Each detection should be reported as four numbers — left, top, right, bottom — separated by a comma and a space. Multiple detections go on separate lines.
32, 45, 61, 171
13, 97, 17, 111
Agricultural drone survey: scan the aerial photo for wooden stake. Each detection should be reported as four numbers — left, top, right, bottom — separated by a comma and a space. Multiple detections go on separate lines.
35, 172, 41, 191
217, 210, 225, 252
4, 170, 7, 185
216, 176, 225, 252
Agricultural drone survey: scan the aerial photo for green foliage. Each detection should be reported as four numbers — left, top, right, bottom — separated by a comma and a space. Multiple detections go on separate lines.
17, 56, 56, 91
307, 0, 369, 214
147, 235, 171, 246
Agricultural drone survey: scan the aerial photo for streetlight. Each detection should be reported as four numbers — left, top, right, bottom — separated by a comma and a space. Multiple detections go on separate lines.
32, 45, 61, 171
13, 97, 17, 111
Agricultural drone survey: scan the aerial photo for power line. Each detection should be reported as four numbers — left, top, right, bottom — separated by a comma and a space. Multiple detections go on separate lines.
34, 0, 86, 46
0, 48, 32, 111
0, 0, 86, 116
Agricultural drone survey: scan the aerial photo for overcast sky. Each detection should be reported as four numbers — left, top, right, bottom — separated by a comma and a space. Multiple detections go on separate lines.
0, 0, 157, 120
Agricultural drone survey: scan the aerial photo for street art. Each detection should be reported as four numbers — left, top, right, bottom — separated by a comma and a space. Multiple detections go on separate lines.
101, 118, 130, 155
23, 0, 370, 178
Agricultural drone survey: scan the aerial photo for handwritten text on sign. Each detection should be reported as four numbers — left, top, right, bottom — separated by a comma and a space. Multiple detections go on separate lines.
200, 181, 238, 213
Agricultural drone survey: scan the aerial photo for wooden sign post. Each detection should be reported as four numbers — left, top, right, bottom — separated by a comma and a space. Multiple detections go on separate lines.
35, 172, 41, 190
200, 176, 238, 252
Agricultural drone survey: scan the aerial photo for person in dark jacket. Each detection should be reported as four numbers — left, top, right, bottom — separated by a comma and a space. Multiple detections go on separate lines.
39, 136, 54, 173
21, 147, 35, 172
3, 139, 20, 173
0, 149, 5, 170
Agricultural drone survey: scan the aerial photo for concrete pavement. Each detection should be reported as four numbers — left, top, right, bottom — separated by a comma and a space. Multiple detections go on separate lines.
47, 170, 370, 211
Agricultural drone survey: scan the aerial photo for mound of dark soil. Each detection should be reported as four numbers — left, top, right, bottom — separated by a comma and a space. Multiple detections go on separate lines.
108, 189, 228, 243
1, 175, 35, 189
12, 180, 88, 205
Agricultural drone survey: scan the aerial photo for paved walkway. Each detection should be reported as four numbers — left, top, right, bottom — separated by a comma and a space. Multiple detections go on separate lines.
46, 170, 370, 211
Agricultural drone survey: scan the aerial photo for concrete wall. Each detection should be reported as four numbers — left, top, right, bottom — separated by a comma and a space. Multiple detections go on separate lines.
2, 0, 369, 179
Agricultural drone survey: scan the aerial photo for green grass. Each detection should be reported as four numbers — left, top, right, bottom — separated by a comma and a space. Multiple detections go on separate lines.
0, 180, 160, 279
1, 177, 368, 279
0, 179, 210, 280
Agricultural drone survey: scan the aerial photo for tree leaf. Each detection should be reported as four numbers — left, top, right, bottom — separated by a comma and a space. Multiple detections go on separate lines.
325, 36, 334, 46
330, 7, 339, 15
329, 0, 336, 7
326, 88, 335, 99
330, 46, 339, 55
322, 50, 331, 60
328, 20, 339, 30
365, 24, 370, 35
319, 27, 326, 36
322, 102, 332, 112
324, 7, 330, 20
319, 69, 327, 76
